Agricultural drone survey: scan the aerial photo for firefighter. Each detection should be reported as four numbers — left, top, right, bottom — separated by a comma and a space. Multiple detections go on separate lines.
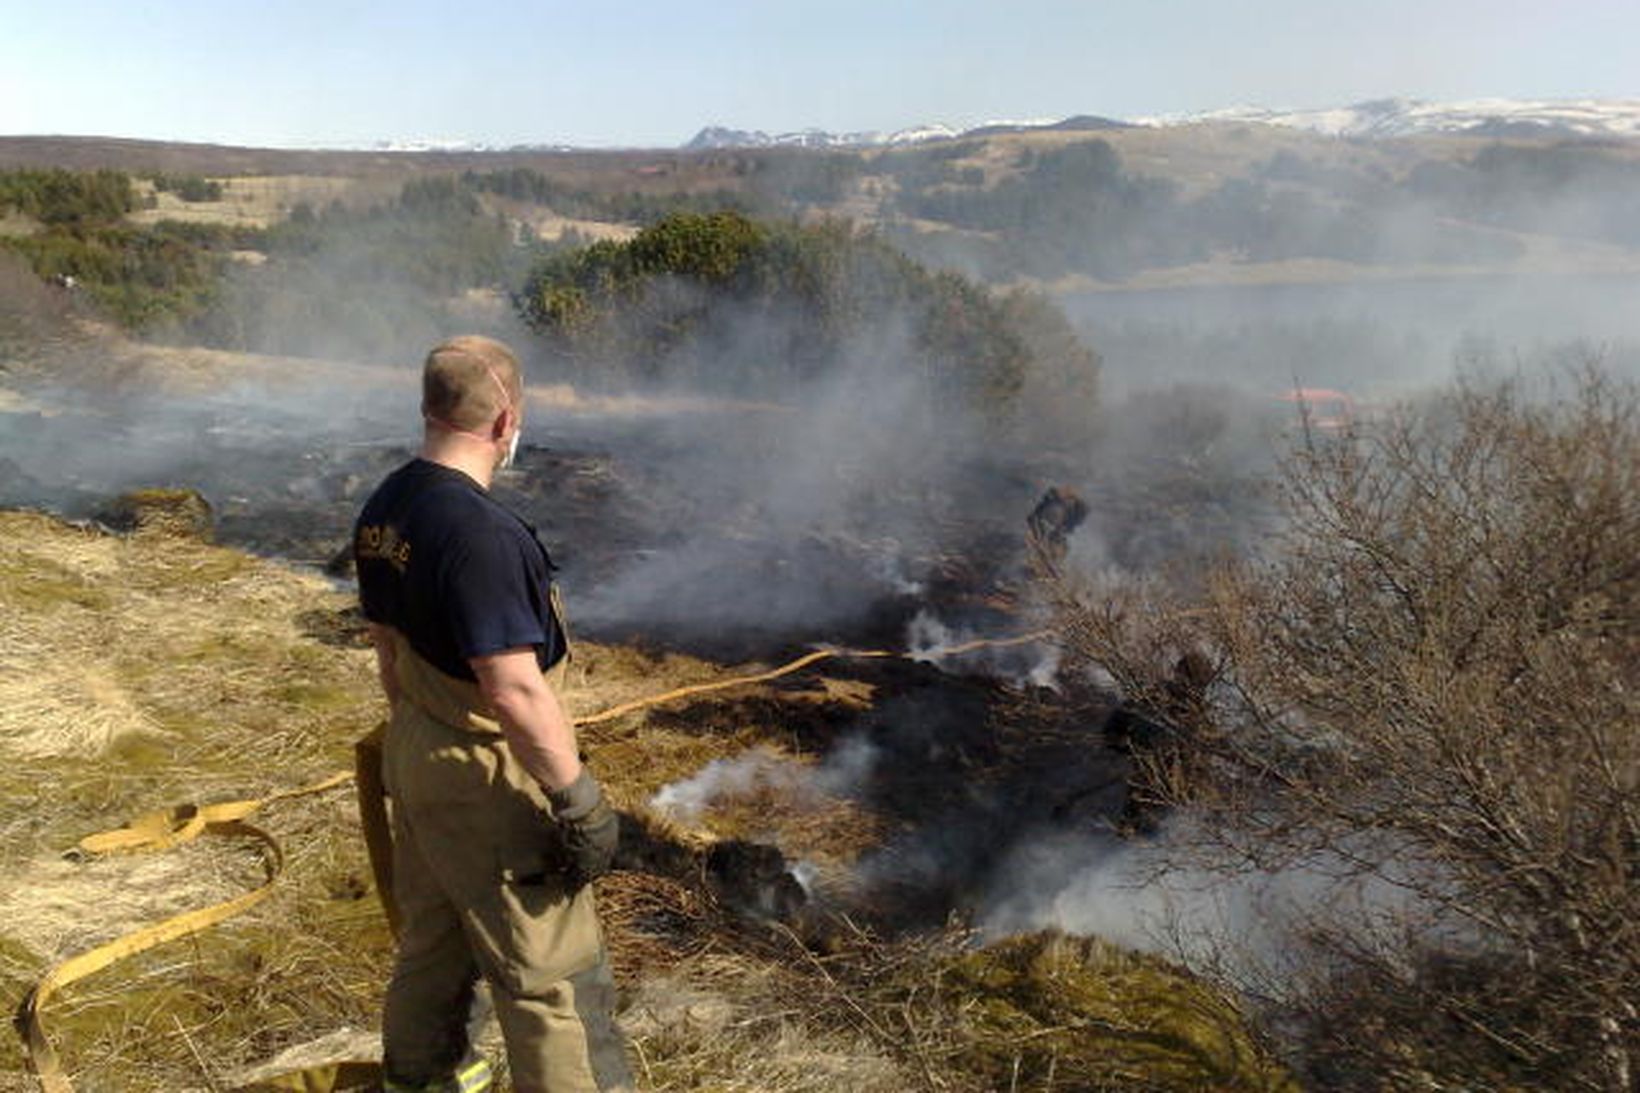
1026, 486, 1089, 572
1105, 650, 1215, 836
354, 336, 632, 1092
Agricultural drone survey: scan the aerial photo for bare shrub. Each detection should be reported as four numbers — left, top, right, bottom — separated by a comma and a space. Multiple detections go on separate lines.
1049, 367, 1640, 1090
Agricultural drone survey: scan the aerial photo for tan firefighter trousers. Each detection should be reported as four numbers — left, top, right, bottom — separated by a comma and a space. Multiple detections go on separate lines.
380, 635, 632, 1092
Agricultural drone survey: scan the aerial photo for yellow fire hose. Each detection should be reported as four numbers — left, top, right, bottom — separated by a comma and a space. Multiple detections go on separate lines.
14, 631, 1051, 1092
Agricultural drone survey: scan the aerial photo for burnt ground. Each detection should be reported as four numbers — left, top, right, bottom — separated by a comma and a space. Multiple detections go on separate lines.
0, 385, 1054, 659
606, 648, 1133, 937
0, 380, 1196, 937
817, 658, 1129, 931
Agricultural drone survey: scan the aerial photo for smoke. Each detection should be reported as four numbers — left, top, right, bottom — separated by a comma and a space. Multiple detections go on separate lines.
7, 147, 1639, 643
979, 817, 1438, 993
649, 737, 879, 825
0, 174, 560, 551
982, 826, 1263, 963
0, 359, 416, 518
871, 135, 1640, 416
5, 144, 1635, 932
1042, 280, 1640, 578
0, 256, 1055, 617
561, 305, 1030, 652
1068, 275, 1640, 405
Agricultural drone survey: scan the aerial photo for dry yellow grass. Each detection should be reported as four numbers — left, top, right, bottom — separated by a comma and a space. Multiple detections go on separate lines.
503, 207, 639, 244
127, 175, 383, 230
0, 507, 1292, 1091
0, 507, 904, 1090
4, 321, 782, 422
0, 210, 40, 239
123, 172, 639, 244
0, 508, 386, 1090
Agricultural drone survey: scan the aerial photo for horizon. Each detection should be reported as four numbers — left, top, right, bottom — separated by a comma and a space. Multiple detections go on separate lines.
2, 1, 1636, 149
8, 93, 1640, 154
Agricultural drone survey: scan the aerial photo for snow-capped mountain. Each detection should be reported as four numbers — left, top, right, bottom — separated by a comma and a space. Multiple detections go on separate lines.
1134, 98, 1640, 140
684, 99, 1640, 151
370, 138, 579, 153
684, 123, 984, 150
683, 118, 1067, 150
306, 98, 1640, 155
683, 126, 899, 150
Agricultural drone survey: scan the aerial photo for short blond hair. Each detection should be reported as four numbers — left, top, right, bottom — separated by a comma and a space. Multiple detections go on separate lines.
421, 335, 523, 433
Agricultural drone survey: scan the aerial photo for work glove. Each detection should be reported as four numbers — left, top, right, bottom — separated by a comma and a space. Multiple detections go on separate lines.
547, 769, 620, 888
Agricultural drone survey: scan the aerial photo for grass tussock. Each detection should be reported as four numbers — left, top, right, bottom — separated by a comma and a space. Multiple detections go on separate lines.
931, 932, 1296, 1091
0, 508, 1291, 1091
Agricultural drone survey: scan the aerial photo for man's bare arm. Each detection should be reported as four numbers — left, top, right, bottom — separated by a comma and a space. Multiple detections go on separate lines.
473, 647, 615, 883
470, 647, 583, 793
367, 623, 400, 708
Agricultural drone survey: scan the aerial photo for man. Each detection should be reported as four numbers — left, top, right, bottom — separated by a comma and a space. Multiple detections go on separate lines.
1104, 650, 1215, 836
354, 335, 632, 1093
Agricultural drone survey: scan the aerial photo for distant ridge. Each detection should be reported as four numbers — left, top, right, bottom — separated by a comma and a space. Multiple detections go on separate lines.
1134, 97, 1640, 140
682, 115, 1125, 150
367, 138, 579, 153
683, 124, 961, 151
684, 98, 1640, 150
9, 97, 1637, 161
965, 115, 1133, 138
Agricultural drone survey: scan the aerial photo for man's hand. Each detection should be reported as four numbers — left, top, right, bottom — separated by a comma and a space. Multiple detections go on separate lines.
548, 769, 620, 887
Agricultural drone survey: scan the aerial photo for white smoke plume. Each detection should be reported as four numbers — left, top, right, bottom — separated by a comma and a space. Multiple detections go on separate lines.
980, 817, 1437, 991
649, 736, 879, 826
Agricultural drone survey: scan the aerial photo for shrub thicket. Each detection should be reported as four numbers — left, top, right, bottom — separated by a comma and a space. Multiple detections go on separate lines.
517, 211, 1096, 422
885, 139, 1533, 278
149, 173, 224, 203
895, 141, 1192, 278
0, 169, 544, 342
1408, 143, 1640, 247
1049, 368, 1640, 1090
462, 166, 747, 224
0, 169, 237, 329
0, 169, 136, 226
193, 176, 535, 360
7, 222, 230, 330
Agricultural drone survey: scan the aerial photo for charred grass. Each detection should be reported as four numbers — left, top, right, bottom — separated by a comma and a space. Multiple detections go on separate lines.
0, 508, 1291, 1090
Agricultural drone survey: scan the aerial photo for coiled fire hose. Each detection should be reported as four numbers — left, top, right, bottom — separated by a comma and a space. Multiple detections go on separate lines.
13, 632, 1050, 1092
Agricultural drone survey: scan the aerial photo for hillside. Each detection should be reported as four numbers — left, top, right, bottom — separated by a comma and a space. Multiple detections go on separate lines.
6, 123, 1640, 319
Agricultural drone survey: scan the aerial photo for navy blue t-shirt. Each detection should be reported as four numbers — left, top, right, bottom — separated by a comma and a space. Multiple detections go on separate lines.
354, 459, 565, 682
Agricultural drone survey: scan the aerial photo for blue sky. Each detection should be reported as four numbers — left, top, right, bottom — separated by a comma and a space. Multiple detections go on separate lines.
2, 0, 1635, 147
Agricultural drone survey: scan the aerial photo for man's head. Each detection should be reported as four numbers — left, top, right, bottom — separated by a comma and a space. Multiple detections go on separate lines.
421, 336, 524, 468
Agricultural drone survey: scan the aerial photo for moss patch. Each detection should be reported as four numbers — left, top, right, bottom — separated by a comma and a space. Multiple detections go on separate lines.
930, 931, 1296, 1091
